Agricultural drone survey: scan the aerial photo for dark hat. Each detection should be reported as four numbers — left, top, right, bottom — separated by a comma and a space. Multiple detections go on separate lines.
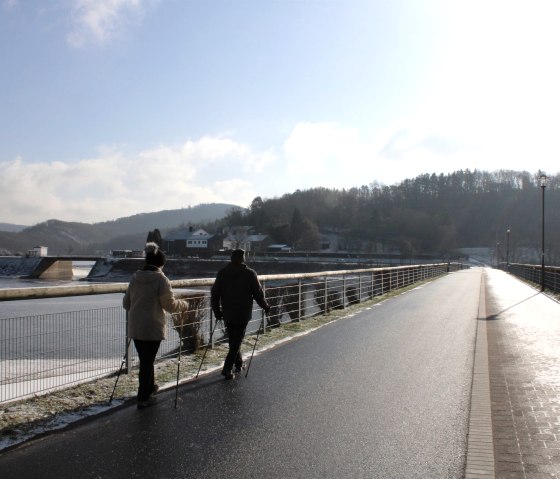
145, 242, 166, 268
231, 248, 245, 263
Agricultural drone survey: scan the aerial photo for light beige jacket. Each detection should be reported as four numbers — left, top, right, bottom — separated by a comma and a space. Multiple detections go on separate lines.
123, 268, 187, 341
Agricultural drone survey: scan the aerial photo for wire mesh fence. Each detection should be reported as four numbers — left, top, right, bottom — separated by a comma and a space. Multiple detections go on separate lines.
0, 263, 465, 404
1, 307, 124, 403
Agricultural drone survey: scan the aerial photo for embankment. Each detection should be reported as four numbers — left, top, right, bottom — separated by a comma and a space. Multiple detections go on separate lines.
0, 257, 43, 277
86, 258, 369, 282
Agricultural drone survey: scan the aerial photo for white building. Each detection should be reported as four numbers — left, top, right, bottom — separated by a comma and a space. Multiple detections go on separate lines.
27, 246, 48, 257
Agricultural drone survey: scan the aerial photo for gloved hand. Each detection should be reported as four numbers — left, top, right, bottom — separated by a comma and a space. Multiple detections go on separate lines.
264, 305, 271, 315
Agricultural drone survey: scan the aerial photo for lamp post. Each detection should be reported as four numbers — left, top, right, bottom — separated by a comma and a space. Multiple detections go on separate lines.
506, 228, 510, 272
540, 174, 547, 291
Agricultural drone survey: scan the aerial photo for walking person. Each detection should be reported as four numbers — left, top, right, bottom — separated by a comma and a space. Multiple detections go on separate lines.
211, 249, 270, 379
123, 242, 188, 408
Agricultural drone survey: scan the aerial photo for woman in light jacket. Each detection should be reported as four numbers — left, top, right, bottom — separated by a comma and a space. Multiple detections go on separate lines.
123, 242, 188, 409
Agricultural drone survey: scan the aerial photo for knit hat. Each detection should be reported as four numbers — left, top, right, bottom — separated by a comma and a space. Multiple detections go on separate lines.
231, 248, 245, 264
145, 242, 166, 268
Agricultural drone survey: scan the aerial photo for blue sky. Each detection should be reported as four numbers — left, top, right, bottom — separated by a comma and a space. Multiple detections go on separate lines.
2, 0, 560, 225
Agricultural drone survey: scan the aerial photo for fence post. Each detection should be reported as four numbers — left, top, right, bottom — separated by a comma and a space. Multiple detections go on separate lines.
325, 276, 329, 313
210, 308, 215, 349
342, 274, 346, 309
125, 310, 130, 374
358, 272, 362, 304
298, 278, 302, 322
262, 281, 267, 333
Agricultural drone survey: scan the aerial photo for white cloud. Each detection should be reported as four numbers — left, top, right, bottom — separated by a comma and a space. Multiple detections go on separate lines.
281, 117, 560, 190
0, 136, 270, 225
181, 136, 276, 173
67, 0, 152, 47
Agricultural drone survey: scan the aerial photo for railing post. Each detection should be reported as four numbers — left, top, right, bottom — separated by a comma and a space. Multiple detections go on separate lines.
342, 274, 346, 309
298, 278, 302, 322
358, 272, 362, 304
125, 310, 130, 374
325, 276, 329, 312
209, 307, 215, 349
262, 281, 267, 333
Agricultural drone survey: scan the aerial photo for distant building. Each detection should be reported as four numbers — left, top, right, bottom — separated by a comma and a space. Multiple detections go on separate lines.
221, 226, 276, 254
110, 250, 144, 258
163, 226, 223, 257
267, 244, 292, 253
27, 245, 48, 257
222, 225, 253, 251
247, 234, 274, 254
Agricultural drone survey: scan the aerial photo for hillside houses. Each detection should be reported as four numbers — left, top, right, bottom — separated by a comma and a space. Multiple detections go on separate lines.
162, 225, 290, 257
221, 226, 277, 253
163, 227, 223, 257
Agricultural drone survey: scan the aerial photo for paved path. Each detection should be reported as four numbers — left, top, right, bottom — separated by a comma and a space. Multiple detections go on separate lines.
3, 267, 560, 478
0, 269, 481, 478
484, 268, 560, 478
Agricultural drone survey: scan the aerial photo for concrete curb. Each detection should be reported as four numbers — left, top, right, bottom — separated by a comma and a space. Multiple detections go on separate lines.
465, 269, 495, 478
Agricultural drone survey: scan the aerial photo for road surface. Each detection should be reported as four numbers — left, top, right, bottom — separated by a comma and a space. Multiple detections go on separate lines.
0, 269, 482, 478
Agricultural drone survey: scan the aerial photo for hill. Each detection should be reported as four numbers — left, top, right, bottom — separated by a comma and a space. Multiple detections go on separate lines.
0, 203, 241, 255
3, 171, 559, 264
93, 203, 240, 236
0, 223, 27, 233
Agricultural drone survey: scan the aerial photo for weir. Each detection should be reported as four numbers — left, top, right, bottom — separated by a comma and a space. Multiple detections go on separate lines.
28, 258, 74, 280
0, 256, 102, 280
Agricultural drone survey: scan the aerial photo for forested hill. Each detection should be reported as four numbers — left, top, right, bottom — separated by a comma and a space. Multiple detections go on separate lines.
0, 203, 240, 256
2, 171, 558, 261
221, 170, 560, 261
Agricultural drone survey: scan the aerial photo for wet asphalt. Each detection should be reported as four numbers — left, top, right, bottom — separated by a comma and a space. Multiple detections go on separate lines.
0, 269, 482, 479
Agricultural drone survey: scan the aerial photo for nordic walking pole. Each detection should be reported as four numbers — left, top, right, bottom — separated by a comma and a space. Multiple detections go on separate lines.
109, 338, 131, 403
196, 315, 219, 379
174, 323, 183, 409
245, 310, 266, 378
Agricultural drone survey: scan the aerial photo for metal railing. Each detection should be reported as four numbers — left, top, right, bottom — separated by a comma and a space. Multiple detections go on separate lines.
0, 263, 466, 404
500, 262, 560, 293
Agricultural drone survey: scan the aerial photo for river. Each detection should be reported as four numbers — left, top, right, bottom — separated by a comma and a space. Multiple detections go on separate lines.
0, 262, 124, 320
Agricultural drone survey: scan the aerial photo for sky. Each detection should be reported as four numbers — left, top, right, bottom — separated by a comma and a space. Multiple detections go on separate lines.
2, 0, 560, 226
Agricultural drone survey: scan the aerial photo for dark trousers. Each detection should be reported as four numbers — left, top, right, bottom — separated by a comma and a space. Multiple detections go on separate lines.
133, 339, 160, 401
223, 322, 247, 373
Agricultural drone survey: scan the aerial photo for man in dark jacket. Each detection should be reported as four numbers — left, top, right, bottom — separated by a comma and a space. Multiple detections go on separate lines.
211, 249, 270, 379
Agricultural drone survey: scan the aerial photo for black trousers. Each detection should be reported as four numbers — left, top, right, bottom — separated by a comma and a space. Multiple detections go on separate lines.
133, 339, 160, 401
223, 321, 248, 373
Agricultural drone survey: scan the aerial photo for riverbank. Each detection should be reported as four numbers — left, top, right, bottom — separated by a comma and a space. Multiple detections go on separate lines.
87, 257, 378, 282
0, 256, 379, 283
0, 257, 43, 278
